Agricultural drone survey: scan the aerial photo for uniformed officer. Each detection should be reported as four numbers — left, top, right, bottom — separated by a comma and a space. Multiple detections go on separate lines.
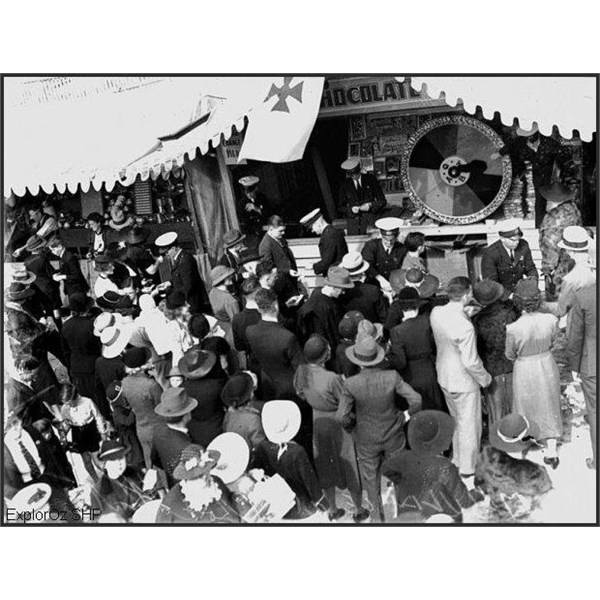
299, 208, 348, 276
337, 157, 387, 235
480, 219, 538, 296
237, 175, 270, 244
154, 231, 211, 314
361, 217, 408, 295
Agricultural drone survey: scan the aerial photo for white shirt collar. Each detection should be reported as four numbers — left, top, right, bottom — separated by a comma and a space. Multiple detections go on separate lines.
261, 314, 278, 323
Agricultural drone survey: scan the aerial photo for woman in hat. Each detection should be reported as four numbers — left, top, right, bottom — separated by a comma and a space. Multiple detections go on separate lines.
472, 279, 520, 425
59, 382, 109, 483
188, 313, 232, 375
222, 371, 266, 453
94, 328, 127, 420
179, 346, 226, 448
294, 335, 369, 522
387, 289, 445, 412
254, 401, 328, 520
121, 346, 163, 470
156, 444, 240, 523
383, 411, 475, 522
505, 279, 562, 468
208, 264, 241, 355
159, 291, 194, 365
93, 254, 132, 300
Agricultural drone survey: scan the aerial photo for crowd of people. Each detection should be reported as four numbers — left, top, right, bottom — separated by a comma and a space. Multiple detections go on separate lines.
3, 186, 597, 524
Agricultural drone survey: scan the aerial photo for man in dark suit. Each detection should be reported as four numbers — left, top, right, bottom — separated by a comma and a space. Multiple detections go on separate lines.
337, 157, 387, 235
231, 276, 262, 370
340, 252, 388, 324
481, 220, 538, 296
361, 218, 408, 295
299, 208, 348, 276
152, 388, 197, 488
567, 285, 596, 469
258, 215, 298, 275
48, 235, 89, 299
155, 231, 211, 315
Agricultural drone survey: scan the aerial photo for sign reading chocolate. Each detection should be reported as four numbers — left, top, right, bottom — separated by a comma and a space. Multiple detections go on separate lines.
319, 77, 446, 116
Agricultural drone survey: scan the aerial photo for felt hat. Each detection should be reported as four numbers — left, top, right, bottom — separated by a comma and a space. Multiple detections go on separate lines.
167, 365, 184, 379
345, 337, 385, 367
222, 229, 246, 249
178, 347, 217, 380
10, 483, 52, 514
208, 432, 250, 485
344, 310, 365, 326
514, 278, 540, 301
375, 217, 403, 236
341, 157, 361, 172
221, 372, 254, 408
93, 312, 120, 337
98, 439, 127, 461
473, 279, 506, 306
356, 319, 384, 343
540, 181, 575, 206
489, 414, 533, 454
262, 400, 301, 444
188, 314, 210, 339
303, 335, 330, 363
155, 387, 198, 419
211, 265, 236, 287
338, 315, 359, 340
299, 208, 322, 228
5, 282, 35, 302
69, 292, 94, 314
238, 175, 260, 188
106, 380, 123, 403
123, 346, 150, 369
515, 122, 539, 137
558, 225, 590, 252
11, 264, 36, 285
166, 291, 187, 310
93, 254, 114, 272
155, 231, 178, 252
100, 325, 133, 359
324, 266, 354, 289
173, 444, 220, 481
408, 410, 455, 454
126, 226, 150, 245
497, 219, 523, 239
25, 235, 47, 252
340, 252, 370, 276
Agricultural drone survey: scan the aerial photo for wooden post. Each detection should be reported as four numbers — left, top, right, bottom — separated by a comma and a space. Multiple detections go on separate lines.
216, 145, 240, 229
311, 145, 337, 220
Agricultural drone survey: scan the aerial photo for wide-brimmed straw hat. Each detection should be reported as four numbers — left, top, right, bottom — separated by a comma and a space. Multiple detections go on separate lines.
557, 225, 590, 252
208, 432, 250, 484
10, 483, 52, 514
178, 347, 217, 380
262, 400, 301, 444
154, 387, 198, 419
408, 411, 455, 454
173, 444, 220, 481
345, 337, 385, 367
100, 325, 133, 359
5, 282, 35, 302
489, 414, 533, 454
340, 252, 370, 276
93, 312, 120, 337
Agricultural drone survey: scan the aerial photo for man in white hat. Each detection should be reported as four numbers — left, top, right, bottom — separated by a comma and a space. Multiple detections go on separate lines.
337, 157, 386, 235
299, 208, 348, 276
360, 217, 408, 295
481, 219, 538, 296
154, 231, 210, 314
496, 124, 573, 227
237, 175, 270, 242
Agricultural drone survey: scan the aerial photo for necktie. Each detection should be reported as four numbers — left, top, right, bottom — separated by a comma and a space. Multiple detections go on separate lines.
510, 250, 515, 262
18, 439, 41, 480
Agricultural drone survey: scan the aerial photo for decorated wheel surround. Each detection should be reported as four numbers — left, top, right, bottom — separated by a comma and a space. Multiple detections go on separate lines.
400, 115, 512, 225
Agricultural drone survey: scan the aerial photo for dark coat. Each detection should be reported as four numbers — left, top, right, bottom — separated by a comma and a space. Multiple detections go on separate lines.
151, 423, 192, 488
297, 288, 343, 349
61, 315, 101, 375
217, 250, 244, 297
5, 378, 54, 428
335, 340, 360, 378
338, 174, 387, 235
184, 376, 226, 448
59, 249, 89, 297
313, 225, 348, 276
24, 252, 61, 310
387, 314, 445, 412
246, 320, 305, 400
362, 238, 408, 282
481, 239, 538, 294
231, 307, 262, 354
237, 191, 270, 239
170, 249, 210, 314
384, 300, 404, 337
341, 280, 388, 324
472, 300, 520, 377
28, 424, 77, 490
94, 355, 126, 419
567, 286, 596, 377
258, 234, 298, 274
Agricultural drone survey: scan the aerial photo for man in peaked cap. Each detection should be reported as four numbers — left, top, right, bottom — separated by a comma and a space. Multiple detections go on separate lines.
300, 208, 348, 277
337, 157, 387, 235
360, 217, 408, 295
237, 175, 271, 243
481, 219, 538, 296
